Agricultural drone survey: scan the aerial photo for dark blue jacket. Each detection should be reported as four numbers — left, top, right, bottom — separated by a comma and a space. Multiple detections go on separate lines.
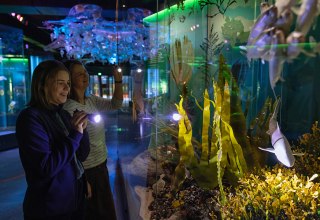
16, 105, 90, 218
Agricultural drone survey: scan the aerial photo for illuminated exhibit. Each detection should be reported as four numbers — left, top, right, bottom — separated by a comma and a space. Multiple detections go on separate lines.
130, 0, 320, 219
1, 0, 320, 219
43, 4, 152, 63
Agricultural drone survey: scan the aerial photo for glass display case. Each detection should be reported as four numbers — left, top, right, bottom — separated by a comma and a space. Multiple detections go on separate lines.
0, 25, 28, 130
120, 0, 320, 219
0, 58, 29, 129
0, 0, 319, 218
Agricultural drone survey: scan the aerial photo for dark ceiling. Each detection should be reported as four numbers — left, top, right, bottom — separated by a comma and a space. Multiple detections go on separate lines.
0, 0, 164, 55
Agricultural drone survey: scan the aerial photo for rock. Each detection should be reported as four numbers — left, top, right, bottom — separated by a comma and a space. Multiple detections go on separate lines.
152, 173, 166, 192
167, 211, 183, 220
135, 186, 154, 220
122, 149, 164, 185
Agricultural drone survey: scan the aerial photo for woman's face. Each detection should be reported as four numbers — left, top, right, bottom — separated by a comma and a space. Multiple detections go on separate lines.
71, 64, 89, 91
47, 70, 70, 105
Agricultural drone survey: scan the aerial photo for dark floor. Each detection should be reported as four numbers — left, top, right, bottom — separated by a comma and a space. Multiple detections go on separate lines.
0, 148, 25, 220
0, 111, 152, 220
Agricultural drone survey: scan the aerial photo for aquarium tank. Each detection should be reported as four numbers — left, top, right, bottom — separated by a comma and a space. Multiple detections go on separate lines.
118, 0, 320, 219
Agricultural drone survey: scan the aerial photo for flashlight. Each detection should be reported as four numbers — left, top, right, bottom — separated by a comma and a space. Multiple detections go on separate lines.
87, 114, 102, 123
74, 109, 102, 123
172, 113, 181, 121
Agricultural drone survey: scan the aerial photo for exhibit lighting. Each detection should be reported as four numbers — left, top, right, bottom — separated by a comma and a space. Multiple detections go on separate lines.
172, 113, 181, 121
74, 109, 102, 123
88, 114, 102, 123
43, 4, 152, 63
143, 0, 195, 23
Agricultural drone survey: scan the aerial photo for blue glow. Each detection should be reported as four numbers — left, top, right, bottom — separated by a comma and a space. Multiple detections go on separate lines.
43, 5, 153, 63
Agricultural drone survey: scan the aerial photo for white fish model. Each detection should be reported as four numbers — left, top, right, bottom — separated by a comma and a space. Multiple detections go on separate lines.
247, 5, 278, 46
286, 31, 317, 61
246, 28, 273, 61
274, 9, 294, 36
260, 2, 270, 14
295, 0, 320, 35
286, 31, 307, 61
259, 98, 295, 167
269, 29, 286, 90
260, 123, 296, 167
275, 0, 296, 16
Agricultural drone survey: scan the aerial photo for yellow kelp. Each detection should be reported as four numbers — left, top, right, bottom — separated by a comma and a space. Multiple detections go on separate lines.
173, 96, 195, 188
189, 90, 221, 190
175, 96, 194, 161
200, 89, 210, 161
213, 81, 247, 175
186, 82, 247, 191
173, 55, 247, 195
211, 81, 247, 204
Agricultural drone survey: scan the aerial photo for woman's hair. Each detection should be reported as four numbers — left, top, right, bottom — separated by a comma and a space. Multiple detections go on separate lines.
63, 59, 83, 74
62, 59, 85, 99
28, 60, 69, 109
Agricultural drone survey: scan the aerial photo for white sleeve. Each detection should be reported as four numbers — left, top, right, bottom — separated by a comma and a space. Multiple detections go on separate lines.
89, 95, 123, 112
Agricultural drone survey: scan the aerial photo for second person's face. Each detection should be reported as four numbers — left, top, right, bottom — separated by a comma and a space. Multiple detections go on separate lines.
71, 64, 89, 91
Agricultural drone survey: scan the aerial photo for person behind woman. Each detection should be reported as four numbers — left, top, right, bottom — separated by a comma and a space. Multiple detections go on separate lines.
63, 60, 123, 220
16, 60, 90, 220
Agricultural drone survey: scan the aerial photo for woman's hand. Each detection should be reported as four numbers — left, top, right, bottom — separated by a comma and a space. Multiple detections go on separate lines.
86, 181, 92, 199
112, 66, 124, 101
113, 66, 123, 82
71, 110, 88, 133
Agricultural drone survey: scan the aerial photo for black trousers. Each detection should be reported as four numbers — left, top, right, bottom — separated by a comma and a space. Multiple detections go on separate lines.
85, 161, 117, 220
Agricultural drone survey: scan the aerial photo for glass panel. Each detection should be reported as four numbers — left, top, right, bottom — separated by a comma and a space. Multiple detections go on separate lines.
121, 76, 131, 108
89, 75, 100, 96
101, 75, 108, 98
87, 74, 132, 107
130, 0, 320, 219
0, 58, 28, 130
0, 25, 27, 131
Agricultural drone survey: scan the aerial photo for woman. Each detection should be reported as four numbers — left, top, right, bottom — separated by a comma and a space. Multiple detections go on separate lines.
16, 60, 90, 220
63, 60, 123, 220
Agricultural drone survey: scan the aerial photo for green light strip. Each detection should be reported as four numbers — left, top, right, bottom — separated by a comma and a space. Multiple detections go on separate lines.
233, 42, 318, 50
2, 58, 28, 62
143, 0, 196, 23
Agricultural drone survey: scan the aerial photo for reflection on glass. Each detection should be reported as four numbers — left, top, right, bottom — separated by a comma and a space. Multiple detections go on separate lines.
0, 58, 28, 129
